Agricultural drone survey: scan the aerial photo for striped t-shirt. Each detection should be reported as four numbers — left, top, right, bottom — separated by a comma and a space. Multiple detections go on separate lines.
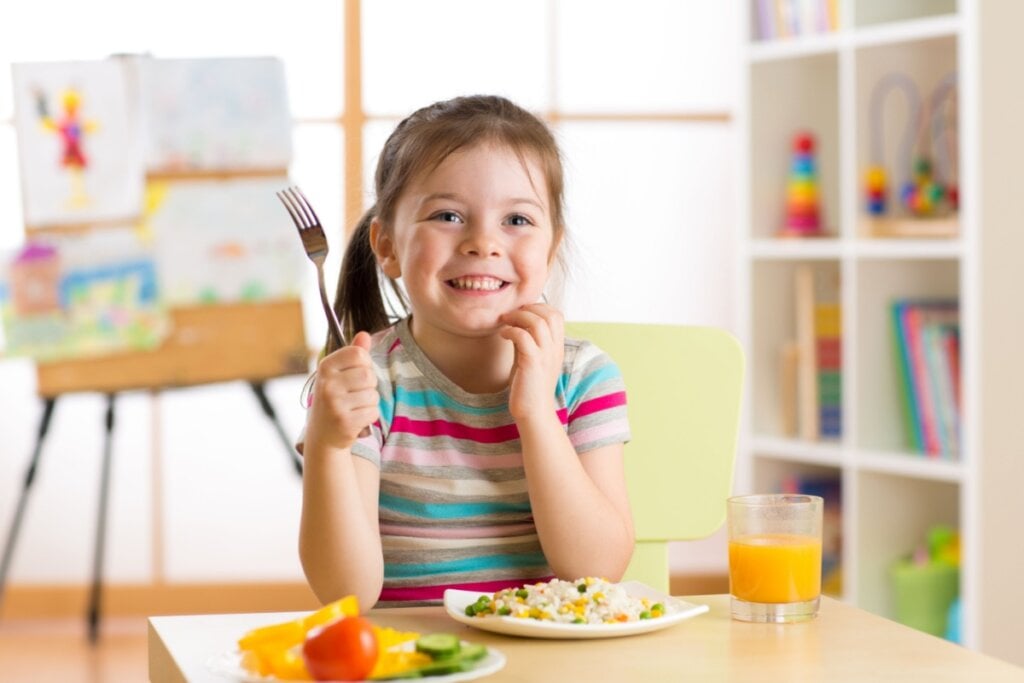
347, 317, 630, 606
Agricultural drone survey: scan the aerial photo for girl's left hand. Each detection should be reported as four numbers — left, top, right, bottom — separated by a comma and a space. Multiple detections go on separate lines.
499, 303, 564, 422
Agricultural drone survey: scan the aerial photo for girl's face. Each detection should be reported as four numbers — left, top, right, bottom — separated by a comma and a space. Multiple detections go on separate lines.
372, 142, 556, 342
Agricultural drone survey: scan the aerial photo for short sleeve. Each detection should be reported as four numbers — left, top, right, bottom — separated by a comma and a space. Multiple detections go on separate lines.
562, 339, 631, 453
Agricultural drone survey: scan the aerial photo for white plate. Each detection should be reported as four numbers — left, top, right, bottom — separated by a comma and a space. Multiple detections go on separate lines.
443, 580, 709, 639
207, 643, 506, 683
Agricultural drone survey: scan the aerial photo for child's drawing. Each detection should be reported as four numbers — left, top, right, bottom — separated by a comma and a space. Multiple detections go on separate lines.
0, 230, 169, 361
12, 60, 144, 226
139, 56, 292, 172
147, 176, 305, 305
35, 87, 97, 208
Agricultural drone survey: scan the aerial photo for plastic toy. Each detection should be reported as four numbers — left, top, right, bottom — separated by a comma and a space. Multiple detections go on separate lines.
781, 131, 823, 237
864, 72, 958, 219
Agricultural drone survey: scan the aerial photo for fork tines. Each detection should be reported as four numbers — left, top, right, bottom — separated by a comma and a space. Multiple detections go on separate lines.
276, 186, 320, 229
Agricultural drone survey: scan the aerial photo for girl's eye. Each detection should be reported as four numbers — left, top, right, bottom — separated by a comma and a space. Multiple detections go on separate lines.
432, 211, 462, 223
506, 214, 534, 227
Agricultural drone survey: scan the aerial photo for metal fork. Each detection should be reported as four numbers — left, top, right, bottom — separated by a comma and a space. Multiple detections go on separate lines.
277, 186, 345, 349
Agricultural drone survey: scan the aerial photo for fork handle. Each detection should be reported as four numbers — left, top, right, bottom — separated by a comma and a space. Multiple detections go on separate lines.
315, 264, 371, 439
316, 264, 346, 349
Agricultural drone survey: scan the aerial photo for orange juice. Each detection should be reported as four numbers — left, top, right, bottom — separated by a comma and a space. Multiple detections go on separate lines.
729, 533, 822, 603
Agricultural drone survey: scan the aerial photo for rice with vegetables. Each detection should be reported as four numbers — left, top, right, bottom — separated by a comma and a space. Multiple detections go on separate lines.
464, 577, 667, 625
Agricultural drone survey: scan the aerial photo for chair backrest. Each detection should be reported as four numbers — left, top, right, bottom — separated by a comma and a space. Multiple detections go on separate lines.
565, 323, 744, 592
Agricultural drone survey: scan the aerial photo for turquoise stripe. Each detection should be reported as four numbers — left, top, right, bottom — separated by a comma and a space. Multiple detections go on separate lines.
385, 551, 547, 578
565, 363, 622, 407
380, 492, 531, 519
394, 386, 505, 415
395, 379, 573, 415
555, 372, 570, 402
378, 393, 395, 425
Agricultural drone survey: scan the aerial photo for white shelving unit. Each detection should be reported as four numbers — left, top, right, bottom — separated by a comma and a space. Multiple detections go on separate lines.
737, 0, 1024, 664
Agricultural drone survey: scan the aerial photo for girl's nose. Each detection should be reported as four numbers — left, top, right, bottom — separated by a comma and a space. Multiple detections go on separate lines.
459, 222, 502, 257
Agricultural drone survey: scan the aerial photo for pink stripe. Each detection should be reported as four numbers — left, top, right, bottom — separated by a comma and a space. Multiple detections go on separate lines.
388, 338, 402, 354
379, 576, 555, 603
380, 523, 536, 538
382, 445, 523, 469
570, 419, 630, 449
391, 416, 520, 443
570, 391, 627, 421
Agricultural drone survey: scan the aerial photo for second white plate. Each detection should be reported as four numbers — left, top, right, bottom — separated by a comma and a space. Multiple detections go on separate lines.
443, 580, 708, 640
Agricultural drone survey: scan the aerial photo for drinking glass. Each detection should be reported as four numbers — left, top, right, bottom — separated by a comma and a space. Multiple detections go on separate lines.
728, 494, 823, 623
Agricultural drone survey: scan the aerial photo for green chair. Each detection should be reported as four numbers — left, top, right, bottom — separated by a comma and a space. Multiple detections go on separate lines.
565, 323, 745, 593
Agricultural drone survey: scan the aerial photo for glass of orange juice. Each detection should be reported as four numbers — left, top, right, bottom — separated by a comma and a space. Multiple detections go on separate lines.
728, 494, 823, 623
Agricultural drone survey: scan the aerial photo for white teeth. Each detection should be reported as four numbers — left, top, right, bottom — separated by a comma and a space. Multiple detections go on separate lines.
449, 277, 505, 291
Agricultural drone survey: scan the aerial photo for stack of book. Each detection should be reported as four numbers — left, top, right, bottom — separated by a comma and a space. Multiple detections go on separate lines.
753, 0, 839, 41
816, 303, 842, 438
891, 299, 961, 458
787, 265, 842, 441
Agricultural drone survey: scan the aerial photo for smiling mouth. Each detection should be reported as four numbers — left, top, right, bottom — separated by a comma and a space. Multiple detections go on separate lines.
447, 276, 509, 291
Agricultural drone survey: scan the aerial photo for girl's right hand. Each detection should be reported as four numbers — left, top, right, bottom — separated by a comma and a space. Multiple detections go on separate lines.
305, 331, 380, 452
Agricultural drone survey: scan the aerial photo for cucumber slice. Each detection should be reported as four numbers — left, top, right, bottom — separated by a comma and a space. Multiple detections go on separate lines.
457, 643, 487, 662
415, 633, 461, 660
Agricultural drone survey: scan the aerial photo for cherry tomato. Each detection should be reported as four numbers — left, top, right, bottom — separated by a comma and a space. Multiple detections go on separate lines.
302, 616, 379, 681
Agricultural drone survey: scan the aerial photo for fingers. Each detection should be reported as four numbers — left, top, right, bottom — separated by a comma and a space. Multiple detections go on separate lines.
500, 304, 564, 349
352, 330, 373, 352
314, 332, 379, 414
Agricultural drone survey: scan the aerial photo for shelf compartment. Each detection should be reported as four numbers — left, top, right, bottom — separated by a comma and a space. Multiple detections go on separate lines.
855, 35, 959, 228
854, 258, 959, 454
748, 34, 841, 62
856, 448, 963, 483
751, 259, 842, 441
854, 1, 958, 31
853, 238, 962, 259
749, 53, 839, 240
751, 435, 843, 467
855, 471, 959, 620
750, 457, 845, 599
749, 238, 844, 260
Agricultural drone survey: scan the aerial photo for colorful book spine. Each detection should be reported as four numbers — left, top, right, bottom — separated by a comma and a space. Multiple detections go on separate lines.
755, 0, 839, 40
891, 299, 961, 458
815, 302, 842, 438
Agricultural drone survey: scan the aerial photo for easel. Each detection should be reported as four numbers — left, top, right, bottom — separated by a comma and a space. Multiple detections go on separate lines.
2, 55, 308, 641
0, 299, 311, 643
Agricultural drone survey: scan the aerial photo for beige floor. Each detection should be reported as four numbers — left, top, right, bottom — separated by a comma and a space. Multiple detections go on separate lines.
0, 617, 149, 683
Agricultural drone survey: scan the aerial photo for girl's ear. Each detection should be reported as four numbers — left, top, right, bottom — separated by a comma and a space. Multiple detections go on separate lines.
370, 218, 402, 278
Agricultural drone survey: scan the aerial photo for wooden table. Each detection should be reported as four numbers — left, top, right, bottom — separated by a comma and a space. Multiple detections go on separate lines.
148, 595, 1024, 682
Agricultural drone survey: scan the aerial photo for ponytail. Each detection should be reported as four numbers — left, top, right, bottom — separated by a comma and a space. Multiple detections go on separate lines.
328, 208, 408, 355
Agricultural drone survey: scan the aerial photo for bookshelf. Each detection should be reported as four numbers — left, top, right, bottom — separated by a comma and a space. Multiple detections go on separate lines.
738, 0, 1024, 664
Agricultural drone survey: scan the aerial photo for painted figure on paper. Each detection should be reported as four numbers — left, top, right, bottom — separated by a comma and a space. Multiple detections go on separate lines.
34, 86, 98, 208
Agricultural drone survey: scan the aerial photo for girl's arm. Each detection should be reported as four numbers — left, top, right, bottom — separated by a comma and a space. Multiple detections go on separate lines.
298, 333, 385, 610
500, 306, 635, 580
518, 423, 635, 579
299, 445, 383, 610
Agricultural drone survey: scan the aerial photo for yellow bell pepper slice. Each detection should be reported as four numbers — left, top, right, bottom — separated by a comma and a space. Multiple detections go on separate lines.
238, 595, 360, 653
237, 595, 362, 678
302, 594, 360, 631
237, 619, 305, 652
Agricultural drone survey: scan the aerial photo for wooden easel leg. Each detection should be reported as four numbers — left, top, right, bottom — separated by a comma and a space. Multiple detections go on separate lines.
250, 382, 303, 477
0, 396, 57, 618
87, 393, 115, 644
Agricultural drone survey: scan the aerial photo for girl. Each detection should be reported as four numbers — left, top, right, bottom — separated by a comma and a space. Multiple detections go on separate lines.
298, 95, 634, 609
